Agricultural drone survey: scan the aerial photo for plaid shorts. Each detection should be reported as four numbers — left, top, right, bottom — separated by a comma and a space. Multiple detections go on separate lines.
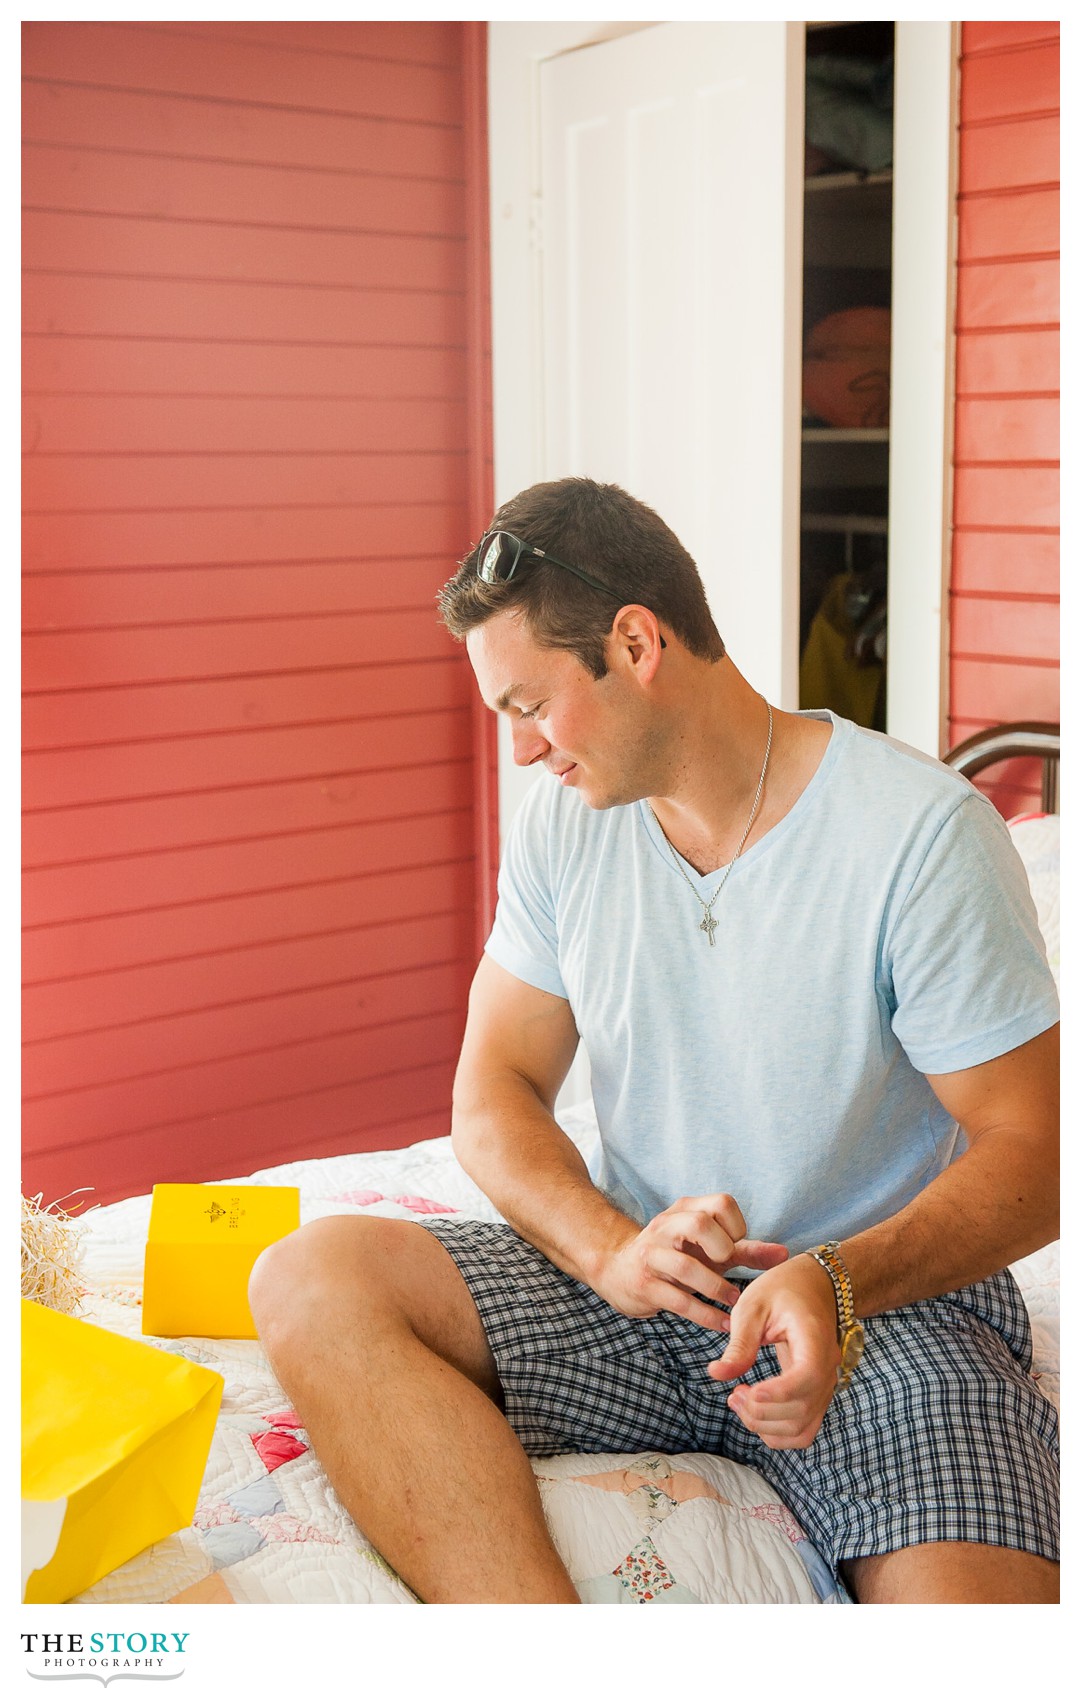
420, 1219, 1059, 1573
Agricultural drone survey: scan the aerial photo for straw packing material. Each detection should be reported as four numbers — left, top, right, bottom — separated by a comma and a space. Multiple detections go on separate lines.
21, 1192, 93, 1316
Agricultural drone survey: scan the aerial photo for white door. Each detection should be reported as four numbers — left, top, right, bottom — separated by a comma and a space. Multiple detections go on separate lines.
538, 23, 806, 710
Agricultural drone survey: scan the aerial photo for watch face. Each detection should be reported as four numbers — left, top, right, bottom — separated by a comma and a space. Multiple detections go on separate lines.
840, 1324, 865, 1375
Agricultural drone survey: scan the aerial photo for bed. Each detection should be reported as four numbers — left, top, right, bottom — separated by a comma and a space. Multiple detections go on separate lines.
62, 726, 1060, 1608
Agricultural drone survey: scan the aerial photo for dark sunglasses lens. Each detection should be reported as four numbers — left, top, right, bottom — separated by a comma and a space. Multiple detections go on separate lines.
478, 533, 510, 583
482, 530, 520, 584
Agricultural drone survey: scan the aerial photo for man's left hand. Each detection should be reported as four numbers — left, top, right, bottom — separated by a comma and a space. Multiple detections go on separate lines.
707, 1254, 843, 1449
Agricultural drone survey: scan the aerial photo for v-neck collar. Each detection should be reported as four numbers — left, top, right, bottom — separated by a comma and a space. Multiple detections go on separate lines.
638, 710, 847, 894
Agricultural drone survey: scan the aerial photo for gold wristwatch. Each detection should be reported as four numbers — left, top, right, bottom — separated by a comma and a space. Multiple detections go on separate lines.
807, 1241, 865, 1391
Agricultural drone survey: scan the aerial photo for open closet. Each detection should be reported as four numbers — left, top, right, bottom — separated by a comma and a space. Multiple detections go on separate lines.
799, 19, 895, 731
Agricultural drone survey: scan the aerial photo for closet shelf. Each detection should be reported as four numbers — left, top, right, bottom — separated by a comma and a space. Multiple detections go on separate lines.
801, 513, 888, 535
804, 168, 892, 194
801, 427, 889, 443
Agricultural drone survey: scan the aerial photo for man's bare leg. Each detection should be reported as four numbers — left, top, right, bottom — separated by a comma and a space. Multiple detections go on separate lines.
845, 1543, 1058, 1604
248, 1216, 579, 1604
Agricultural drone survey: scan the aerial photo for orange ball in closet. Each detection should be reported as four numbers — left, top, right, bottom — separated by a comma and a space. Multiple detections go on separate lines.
803, 306, 892, 429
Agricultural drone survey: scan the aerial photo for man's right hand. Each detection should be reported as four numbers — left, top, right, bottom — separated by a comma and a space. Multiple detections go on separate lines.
593, 1194, 789, 1332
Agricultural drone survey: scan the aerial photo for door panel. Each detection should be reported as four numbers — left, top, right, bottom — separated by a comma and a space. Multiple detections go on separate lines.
539, 23, 804, 703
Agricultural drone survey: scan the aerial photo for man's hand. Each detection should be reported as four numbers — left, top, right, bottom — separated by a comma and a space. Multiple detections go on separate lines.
707, 1254, 842, 1449
594, 1193, 788, 1332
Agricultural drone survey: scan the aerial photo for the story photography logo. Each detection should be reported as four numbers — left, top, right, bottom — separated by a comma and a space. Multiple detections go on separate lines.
21, 1628, 190, 1687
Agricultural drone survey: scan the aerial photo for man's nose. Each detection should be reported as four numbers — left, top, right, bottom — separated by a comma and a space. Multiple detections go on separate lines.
511, 720, 550, 767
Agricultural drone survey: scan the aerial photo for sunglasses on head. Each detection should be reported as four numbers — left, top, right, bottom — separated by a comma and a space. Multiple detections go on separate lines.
475, 530, 618, 599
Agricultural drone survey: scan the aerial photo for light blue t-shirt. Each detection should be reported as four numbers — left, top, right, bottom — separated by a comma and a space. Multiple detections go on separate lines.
485, 711, 1059, 1259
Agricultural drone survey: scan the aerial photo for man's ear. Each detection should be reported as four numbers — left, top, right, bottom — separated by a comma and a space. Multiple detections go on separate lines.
609, 604, 666, 683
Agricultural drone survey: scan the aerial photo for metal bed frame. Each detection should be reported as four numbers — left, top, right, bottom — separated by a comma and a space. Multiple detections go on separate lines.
942, 721, 1060, 815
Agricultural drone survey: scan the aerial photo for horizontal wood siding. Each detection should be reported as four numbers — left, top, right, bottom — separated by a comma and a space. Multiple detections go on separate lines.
22, 20, 487, 1207
949, 22, 1059, 816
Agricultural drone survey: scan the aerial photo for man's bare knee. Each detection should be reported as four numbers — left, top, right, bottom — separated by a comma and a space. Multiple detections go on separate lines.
250, 1215, 404, 1329
248, 1215, 500, 1399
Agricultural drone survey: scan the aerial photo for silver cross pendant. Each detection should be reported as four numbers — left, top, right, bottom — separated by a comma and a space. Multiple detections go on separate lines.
700, 911, 718, 946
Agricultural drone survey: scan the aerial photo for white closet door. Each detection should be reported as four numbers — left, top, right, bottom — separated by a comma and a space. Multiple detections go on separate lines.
539, 23, 805, 705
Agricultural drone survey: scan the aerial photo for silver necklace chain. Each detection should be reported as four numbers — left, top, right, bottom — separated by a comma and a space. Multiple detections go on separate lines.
649, 700, 773, 946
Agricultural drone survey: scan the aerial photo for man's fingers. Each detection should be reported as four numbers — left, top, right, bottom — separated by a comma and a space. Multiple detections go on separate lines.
732, 1239, 789, 1270
672, 1193, 748, 1245
660, 1288, 733, 1332
716, 1321, 837, 1451
736, 1414, 813, 1440
720, 1345, 835, 1406
726, 1386, 827, 1450
728, 1392, 807, 1423
661, 1209, 737, 1269
648, 1247, 740, 1308
706, 1302, 765, 1380
625, 1201, 791, 1344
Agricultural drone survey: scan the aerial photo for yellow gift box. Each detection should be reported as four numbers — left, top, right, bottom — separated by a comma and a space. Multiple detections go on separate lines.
142, 1183, 300, 1339
22, 1299, 223, 1603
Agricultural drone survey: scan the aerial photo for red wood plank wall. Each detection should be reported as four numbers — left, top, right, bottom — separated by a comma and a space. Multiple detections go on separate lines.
949, 21, 1059, 815
22, 20, 493, 1208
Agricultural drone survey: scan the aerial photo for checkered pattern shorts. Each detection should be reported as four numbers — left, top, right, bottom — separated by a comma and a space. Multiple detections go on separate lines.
420, 1220, 1059, 1572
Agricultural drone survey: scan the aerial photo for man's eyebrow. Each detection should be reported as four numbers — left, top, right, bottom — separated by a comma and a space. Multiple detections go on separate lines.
494, 682, 530, 713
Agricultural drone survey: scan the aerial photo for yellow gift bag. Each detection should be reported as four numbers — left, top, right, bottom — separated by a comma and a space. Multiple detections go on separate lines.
22, 1299, 223, 1603
142, 1183, 300, 1339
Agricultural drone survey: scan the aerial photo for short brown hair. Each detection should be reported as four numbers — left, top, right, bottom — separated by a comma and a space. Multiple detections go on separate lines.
437, 477, 725, 678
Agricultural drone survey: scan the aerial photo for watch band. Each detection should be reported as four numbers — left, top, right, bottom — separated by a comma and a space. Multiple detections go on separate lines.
807, 1240, 865, 1390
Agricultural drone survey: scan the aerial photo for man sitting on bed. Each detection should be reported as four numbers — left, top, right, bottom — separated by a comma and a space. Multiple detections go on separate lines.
250, 477, 1059, 1605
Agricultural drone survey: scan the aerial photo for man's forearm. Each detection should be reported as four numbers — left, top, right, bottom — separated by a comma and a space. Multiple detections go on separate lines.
837, 1124, 1058, 1319
451, 1076, 637, 1287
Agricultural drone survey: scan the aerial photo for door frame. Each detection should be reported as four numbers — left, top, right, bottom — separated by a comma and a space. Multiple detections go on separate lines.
487, 19, 959, 821
887, 21, 960, 760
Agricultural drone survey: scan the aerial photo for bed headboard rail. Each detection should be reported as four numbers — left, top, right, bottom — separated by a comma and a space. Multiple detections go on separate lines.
942, 721, 1060, 814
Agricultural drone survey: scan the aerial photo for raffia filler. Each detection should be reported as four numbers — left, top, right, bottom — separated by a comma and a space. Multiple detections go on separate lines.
21, 1192, 93, 1316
